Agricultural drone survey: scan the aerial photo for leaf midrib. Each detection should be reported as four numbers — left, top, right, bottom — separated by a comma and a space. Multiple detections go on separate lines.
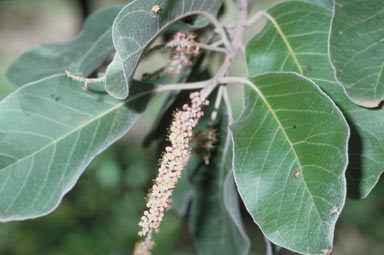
260, 8, 336, 222
0, 90, 151, 174
264, 12, 304, 75
246, 78, 327, 228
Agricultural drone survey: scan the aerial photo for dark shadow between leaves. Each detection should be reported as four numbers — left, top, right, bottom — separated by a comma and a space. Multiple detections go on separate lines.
84, 80, 154, 113
189, 117, 223, 241
124, 81, 155, 113
344, 114, 363, 200
346, 102, 384, 199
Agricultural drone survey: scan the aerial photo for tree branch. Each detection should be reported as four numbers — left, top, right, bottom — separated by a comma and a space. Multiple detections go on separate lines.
210, 85, 224, 123
201, 0, 248, 99
196, 42, 229, 54
156, 79, 212, 92
223, 86, 234, 125
206, 13, 232, 50
65, 71, 105, 83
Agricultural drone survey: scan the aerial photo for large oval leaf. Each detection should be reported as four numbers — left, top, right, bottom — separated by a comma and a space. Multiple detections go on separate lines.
246, 0, 384, 199
0, 75, 153, 221
107, 0, 223, 98
6, 6, 121, 87
231, 73, 349, 255
330, 0, 384, 108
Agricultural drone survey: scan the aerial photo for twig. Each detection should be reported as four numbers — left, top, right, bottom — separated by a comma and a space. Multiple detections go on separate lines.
65, 70, 106, 91
67, 66, 211, 94
240, 43, 246, 54
196, 42, 228, 54
66, 2, 250, 107
156, 79, 212, 93
206, 13, 232, 50
222, 86, 234, 125
217, 76, 260, 96
210, 39, 224, 48
244, 11, 265, 27
210, 85, 224, 124
201, 0, 248, 98
65, 71, 105, 83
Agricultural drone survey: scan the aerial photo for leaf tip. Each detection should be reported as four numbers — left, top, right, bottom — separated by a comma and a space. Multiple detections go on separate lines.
346, 93, 382, 108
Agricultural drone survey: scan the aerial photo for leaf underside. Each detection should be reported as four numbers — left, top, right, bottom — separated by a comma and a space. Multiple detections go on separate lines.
246, 0, 384, 199
107, 0, 223, 99
231, 73, 349, 255
0, 75, 152, 221
330, 0, 384, 107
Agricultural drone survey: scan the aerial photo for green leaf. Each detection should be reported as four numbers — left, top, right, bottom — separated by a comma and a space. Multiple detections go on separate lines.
231, 73, 349, 255
0, 75, 153, 221
189, 115, 250, 255
6, 6, 121, 86
107, 0, 223, 99
246, 0, 384, 199
105, 54, 127, 99
330, 0, 384, 108
303, 0, 333, 10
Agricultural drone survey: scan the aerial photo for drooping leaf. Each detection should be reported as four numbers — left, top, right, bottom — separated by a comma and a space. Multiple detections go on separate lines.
107, 0, 223, 98
6, 6, 121, 87
330, 0, 384, 108
0, 75, 153, 221
105, 54, 126, 99
189, 115, 250, 255
231, 73, 349, 255
246, 0, 384, 199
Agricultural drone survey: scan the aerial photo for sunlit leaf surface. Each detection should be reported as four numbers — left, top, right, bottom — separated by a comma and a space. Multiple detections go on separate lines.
330, 0, 384, 108
246, 0, 384, 199
231, 73, 349, 254
0, 75, 153, 221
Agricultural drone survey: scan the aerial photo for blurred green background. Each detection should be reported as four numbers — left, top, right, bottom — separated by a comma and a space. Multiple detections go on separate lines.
0, 0, 383, 254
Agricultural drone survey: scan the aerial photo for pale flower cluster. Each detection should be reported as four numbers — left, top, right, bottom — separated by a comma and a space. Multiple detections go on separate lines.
134, 92, 208, 255
138, 92, 208, 236
133, 236, 155, 255
165, 32, 200, 76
